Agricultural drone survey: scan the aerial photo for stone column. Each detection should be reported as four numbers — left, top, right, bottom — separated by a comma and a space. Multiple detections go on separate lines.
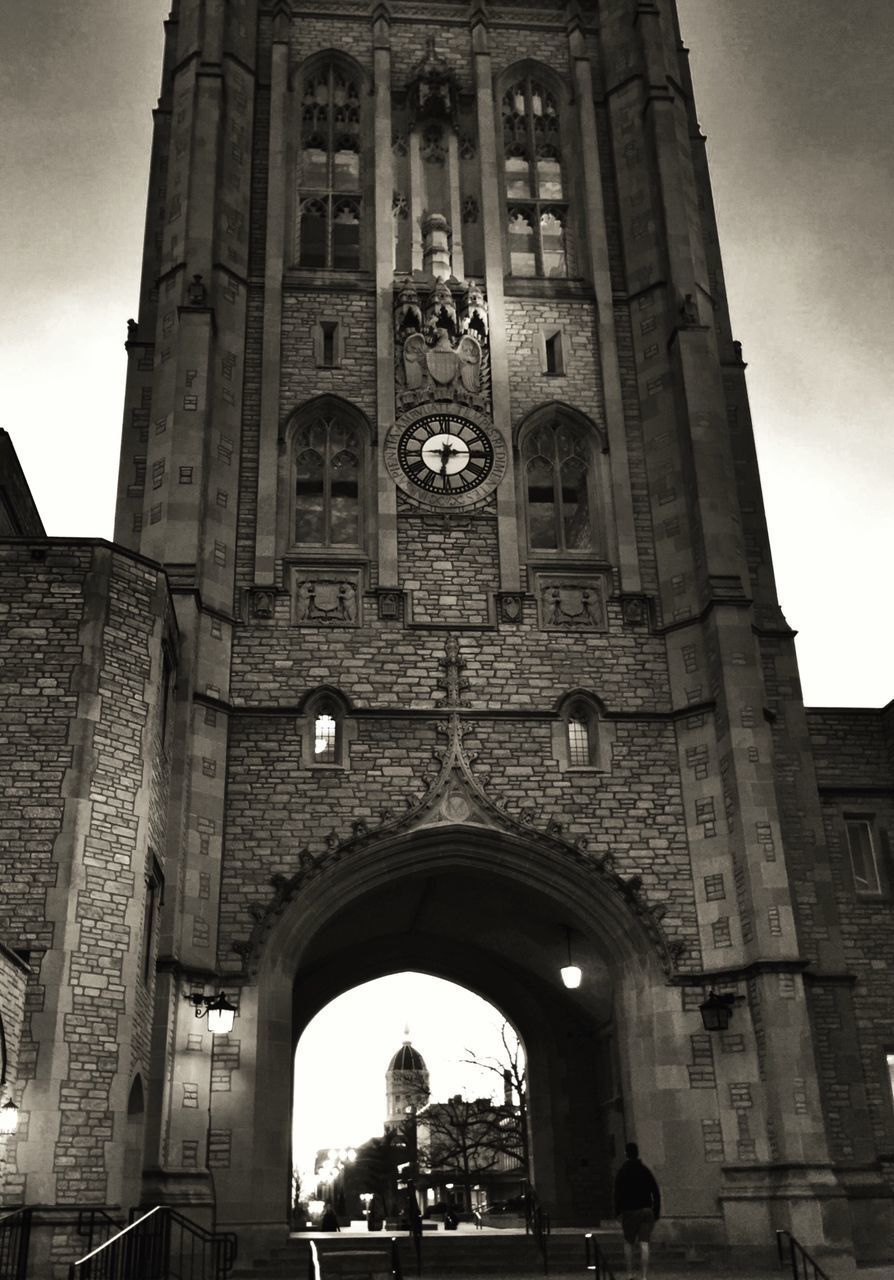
373, 4, 399, 585
566, 11, 641, 592
254, 4, 292, 585
471, 6, 520, 591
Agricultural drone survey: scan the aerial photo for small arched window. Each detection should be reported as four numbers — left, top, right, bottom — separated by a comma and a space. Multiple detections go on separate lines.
313, 707, 339, 764
299, 65, 362, 270
302, 691, 352, 769
293, 411, 362, 548
502, 77, 568, 278
553, 694, 610, 773
521, 415, 601, 553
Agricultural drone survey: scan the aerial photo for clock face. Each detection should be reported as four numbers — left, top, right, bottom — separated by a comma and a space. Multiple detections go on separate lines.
397, 415, 494, 496
385, 406, 507, 511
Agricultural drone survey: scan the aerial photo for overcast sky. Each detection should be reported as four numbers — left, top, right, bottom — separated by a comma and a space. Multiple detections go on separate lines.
2, 1, 891, 706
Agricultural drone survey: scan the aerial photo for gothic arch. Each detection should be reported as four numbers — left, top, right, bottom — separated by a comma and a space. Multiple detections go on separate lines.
289, 50, 372, 271
278, 396, 374, 555
216, 825, 676, 1241
515, 403, 613, 560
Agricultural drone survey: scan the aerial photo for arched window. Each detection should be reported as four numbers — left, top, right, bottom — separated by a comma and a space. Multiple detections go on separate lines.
301, 690, 352, 769
521, 414, 601, 553
553, 693, 611, 773
313, 704, 339, 764
292, 410, 362, 548
502, 77, 568, 278
299, 64, 362, 270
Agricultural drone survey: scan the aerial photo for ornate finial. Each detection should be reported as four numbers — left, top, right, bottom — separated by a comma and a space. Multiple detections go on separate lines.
403, 1023, 411, 1042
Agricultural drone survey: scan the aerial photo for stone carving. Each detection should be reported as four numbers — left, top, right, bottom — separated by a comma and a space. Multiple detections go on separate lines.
126, 318, 138, 343
459, 135, 476, 159
461, 196, 479, 224
392, 192, 409, 220
392, 133, 408, 157
420, 124, 447, 165
394, 280, 491, 412
294, 578, 358, 625
460, 283, 488, 338
251, 589, 274, 621
187, 273, 207, 306
497, 593, 523, 624
407, 36, 459, 128
622, 595, 648, 627
377, 591, 403, 621
679, 292, 700, 326
538, 580, 606, 631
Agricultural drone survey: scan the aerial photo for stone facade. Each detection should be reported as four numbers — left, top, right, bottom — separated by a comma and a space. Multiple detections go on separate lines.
0, 0, 892, 1274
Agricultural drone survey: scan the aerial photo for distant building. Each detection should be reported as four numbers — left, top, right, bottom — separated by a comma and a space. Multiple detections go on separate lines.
385, 1031, 431, 1130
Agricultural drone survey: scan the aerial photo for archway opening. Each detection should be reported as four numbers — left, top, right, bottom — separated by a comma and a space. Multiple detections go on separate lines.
292, 973, 529, 1230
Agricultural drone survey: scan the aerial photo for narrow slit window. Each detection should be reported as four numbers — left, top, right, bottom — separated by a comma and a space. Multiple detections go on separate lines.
321, 321, 337, 367
545, 331, 563, 375
846, 819, 881, 893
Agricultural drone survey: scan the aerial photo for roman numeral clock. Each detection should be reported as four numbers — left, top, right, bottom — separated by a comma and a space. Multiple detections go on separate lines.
384, 406, 507, 510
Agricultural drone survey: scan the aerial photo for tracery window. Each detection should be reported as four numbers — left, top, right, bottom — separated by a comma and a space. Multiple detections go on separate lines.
299, 65, 362, 270
314, 709, 339, 764
522, 417, 597, 552
293, 413, 361, 547
502, 77, 568, 277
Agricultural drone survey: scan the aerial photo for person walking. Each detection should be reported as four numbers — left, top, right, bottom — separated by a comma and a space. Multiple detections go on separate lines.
614, 1142, 660, 1280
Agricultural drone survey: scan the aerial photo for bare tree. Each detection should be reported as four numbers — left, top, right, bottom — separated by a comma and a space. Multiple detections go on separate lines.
418, 1094, 504, 1208
462, 1021, 530, 1180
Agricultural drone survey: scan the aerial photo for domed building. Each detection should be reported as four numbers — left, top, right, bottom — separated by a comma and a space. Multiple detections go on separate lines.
385, 1031, 430, 1131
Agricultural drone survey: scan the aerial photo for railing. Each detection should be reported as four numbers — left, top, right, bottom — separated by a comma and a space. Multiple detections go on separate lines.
76, 1208, 125, 1257
776, 1230, 831, 1280
309, 1237, 403, 1280
584, 1232, 617, 1280
524, 1183, 550, 1274
67, 1204, 237, 1280
0, 1208, 31, 1280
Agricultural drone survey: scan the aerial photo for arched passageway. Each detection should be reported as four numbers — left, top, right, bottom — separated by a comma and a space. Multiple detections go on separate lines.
212, 826, 669, 1244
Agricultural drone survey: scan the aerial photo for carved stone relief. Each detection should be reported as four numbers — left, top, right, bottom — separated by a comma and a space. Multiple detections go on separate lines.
533, 573, 607, 631
292, 570, 361, 627
394, 280, 491, 413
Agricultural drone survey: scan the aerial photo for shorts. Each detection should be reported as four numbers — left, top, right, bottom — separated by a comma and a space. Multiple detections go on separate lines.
620, 1207, 655, 1244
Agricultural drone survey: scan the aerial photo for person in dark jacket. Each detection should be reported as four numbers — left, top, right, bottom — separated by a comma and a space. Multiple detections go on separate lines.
614, 1142, 660, 1280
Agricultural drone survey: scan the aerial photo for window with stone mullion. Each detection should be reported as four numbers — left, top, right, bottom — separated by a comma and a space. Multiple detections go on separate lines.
300, 66, 361, 270
503, 77, 567, 278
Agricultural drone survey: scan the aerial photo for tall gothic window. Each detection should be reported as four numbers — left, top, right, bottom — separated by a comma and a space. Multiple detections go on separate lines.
502, 77, 568, 278
299, 65, 362, 270
293, 412, 361, 547
522, 417, 598, 552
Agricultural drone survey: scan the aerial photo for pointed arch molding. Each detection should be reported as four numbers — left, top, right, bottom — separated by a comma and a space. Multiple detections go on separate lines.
232, 644, 683, 980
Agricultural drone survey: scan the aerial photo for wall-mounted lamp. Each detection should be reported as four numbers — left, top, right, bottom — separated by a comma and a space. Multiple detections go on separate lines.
699, 990, 735, 1032
0, 1098, 18, 1135
560, 927, 582, 990
0, 1014, 18, 1133
186, 991, 237, 1036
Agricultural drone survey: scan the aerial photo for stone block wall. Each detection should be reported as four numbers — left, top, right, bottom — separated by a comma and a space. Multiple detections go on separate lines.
807, 704, 894, 1183
0, 943, 29, 1206
0, 540, 175, 1214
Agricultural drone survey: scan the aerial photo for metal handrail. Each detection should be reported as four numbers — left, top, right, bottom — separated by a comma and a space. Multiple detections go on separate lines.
68, 1204, 237, 1280
0, 1207, 32, 1280
585, 1232, 618, 1280
776, 1229, 832, 1280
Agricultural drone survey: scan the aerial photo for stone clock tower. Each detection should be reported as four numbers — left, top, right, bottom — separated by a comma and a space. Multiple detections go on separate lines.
3, 0, 893, 1271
